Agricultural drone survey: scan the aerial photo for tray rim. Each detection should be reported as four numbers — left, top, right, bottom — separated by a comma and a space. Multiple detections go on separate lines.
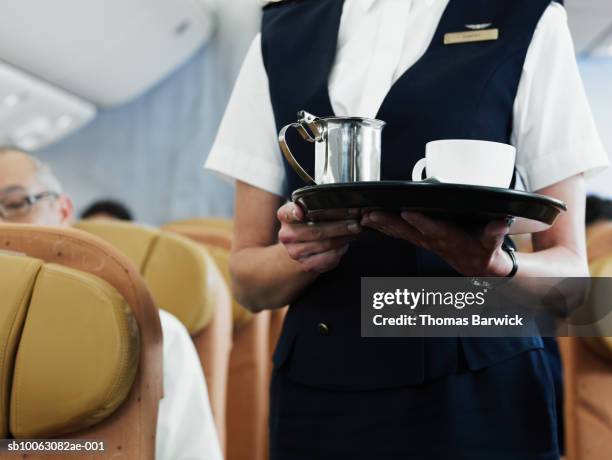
292, 181, 567, 212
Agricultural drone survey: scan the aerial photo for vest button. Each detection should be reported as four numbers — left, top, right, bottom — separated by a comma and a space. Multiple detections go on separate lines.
317, 323, 329, 336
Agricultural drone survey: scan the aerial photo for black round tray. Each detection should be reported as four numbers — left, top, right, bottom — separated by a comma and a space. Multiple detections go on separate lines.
292, 181, 567, 235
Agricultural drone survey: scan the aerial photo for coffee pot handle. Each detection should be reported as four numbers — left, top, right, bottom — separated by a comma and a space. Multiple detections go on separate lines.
278, 122, 317, 185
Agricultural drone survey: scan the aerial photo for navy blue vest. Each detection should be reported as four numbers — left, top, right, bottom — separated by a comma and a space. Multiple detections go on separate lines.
263, 0, 554, 389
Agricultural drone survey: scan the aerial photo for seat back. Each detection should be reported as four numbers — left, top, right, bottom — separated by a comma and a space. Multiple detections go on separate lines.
561, 231, 612, 460
166, 218, 234, 232
587, 221, 612, 263
163, 218, 271, 460
162, 220, 253, 327
74, 220, 220, 335
75, 219, 230, 450
0, 224, 162, 459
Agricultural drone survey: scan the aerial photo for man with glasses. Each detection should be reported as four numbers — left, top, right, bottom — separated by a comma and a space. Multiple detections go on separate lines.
0, 147, 223, 460
0, 148, 73, 225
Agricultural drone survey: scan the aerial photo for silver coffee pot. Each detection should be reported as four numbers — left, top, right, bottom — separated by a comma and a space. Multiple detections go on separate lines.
278, 111, 386, 185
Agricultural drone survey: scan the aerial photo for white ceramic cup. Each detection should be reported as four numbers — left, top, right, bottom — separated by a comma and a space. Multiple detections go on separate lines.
411, 139, 516, 188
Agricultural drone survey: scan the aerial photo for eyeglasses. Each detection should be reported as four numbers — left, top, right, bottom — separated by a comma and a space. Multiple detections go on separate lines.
0, 189, 60, 220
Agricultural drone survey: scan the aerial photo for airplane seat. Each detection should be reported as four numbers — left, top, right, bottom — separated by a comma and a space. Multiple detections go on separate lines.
163, 218, 272, 460
166, 218, 234, 232
163, 220, 251, 325
0, 224, 162, 459
163, 219, 288, 355
74, 220, 220, 334
586, 221, 612, 263
560, 225, 612, 460
74, 219, 231, 450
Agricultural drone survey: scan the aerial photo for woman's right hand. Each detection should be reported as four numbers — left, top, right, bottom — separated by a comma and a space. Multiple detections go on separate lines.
277, 202, 362, 274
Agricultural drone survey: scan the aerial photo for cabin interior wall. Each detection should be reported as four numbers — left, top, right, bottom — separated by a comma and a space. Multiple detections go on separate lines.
579, 57, 612, 197
37, 0, 260, 224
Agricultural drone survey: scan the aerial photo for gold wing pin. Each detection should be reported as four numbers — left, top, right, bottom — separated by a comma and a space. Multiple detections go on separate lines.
465, 23, 493, 30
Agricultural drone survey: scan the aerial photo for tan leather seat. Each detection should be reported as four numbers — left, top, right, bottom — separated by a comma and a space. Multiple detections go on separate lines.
166, 218, 234, 232
163, 218, 273, 460
163, 221, 252, 328
74, 219, 231, 450
74, 221, 219, 335
0, 224, 162, 459
560, 224, 612, 460
586, 221, 612, 263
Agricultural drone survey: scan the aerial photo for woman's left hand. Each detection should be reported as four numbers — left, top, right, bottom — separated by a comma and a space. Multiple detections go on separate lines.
361, 211, 514, 277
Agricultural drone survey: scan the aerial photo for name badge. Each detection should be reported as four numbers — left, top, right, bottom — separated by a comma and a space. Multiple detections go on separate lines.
444, 29, 499, 45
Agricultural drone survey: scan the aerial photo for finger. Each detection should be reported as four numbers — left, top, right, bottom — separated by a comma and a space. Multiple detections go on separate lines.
299, 244, 350, 273
480, 219, 510, 250
361, 211, 404, 226
286, 236, 356, 260
305, 208, 361, 221
279, 219, 361, 244
277, 202, 305, 224
400, 211, 455, 239
362, 211, 425, 243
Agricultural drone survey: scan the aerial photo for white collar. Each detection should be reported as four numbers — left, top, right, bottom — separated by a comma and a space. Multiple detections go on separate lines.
362, 0, 436, 12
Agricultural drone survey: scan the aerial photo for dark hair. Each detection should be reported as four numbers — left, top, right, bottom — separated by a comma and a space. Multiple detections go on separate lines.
80, 199, 134, 221
586, 195, 612, 226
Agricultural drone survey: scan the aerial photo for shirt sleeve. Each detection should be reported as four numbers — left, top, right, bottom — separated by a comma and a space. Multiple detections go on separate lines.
156, 310, 223, 460
205, 34, 288, 197
512, 2, 609, 192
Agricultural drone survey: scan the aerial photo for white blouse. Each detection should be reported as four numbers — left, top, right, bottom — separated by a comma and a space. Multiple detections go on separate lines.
205, 0, 608, 196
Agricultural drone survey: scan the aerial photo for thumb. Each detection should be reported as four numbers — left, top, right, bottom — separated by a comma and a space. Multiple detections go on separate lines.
277, 202, 305, 224
480, 219, 510, 250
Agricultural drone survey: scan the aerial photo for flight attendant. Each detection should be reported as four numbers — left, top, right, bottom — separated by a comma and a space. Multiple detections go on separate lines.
206, 0, 609, 458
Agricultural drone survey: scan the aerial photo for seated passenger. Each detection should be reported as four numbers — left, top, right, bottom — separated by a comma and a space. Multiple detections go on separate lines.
0, 148, 222, 460
81, 198, 135, 221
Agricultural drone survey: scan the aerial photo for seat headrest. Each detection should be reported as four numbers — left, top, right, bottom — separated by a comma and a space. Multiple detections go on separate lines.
162, 224, 232, 251
73, 220, 159, 271
166, 218, 233, 232
0, 252, 139, 438
75, 220, 218, 335
162, 220, 254, 327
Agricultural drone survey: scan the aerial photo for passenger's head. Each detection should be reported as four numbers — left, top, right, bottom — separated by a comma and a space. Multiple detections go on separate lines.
586, 195, 612, 227
80, 199, 134, 222
0, 148, 73, 226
